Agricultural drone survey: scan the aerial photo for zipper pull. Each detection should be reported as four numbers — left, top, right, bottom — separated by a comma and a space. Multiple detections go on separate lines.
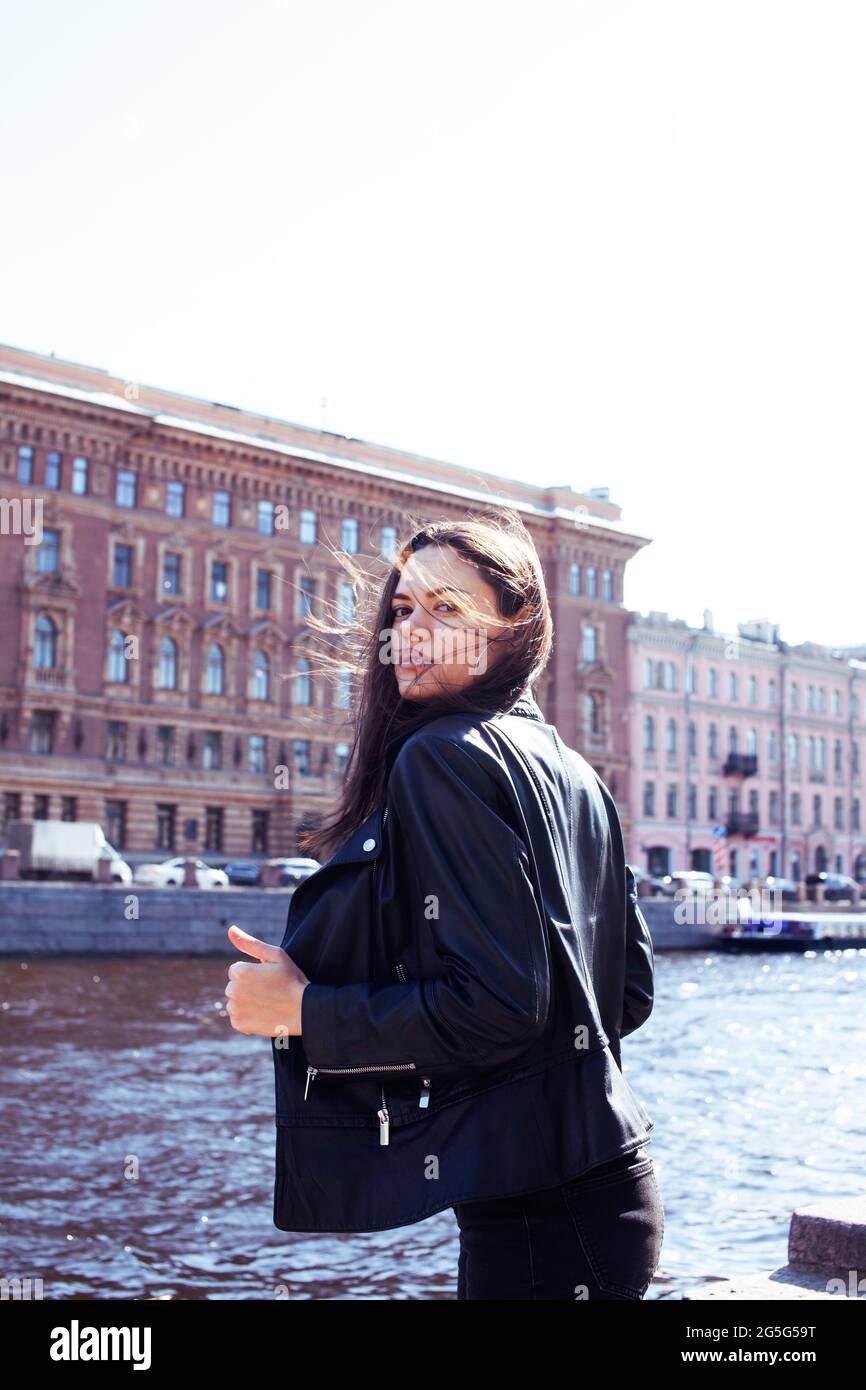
378, 1082, 390, 1145
419, 1077, 432, 1110
304, 1066, 317, 1101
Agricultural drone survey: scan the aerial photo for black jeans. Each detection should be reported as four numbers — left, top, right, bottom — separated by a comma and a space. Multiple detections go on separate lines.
453, 1146, 664, 1300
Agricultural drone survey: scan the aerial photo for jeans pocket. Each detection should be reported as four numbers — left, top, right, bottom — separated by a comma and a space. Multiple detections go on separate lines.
561, 1162, 664, 1299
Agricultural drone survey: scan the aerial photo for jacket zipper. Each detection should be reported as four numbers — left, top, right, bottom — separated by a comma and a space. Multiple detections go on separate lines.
378, 1081, 390, 1146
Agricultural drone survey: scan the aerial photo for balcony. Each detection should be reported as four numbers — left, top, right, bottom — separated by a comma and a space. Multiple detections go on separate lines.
27, 666, 72, 691
723, 753, 758, 778
726, 810, 760, 837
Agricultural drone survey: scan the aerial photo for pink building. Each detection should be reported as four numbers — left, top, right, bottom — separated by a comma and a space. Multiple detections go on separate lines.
625, 612, 866, 883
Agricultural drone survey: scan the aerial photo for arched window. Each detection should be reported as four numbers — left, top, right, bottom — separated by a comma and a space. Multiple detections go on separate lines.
206, 643, 225, 695
582, 625, 597, 662
109, 629, 129, 683
746, 727, 758, 756
728, 725, 738, 754
251, 649, 270, 701
35, 614, 57, 669
569, 563, 581, 595
158, 636, 177, 689
643, 715, 655, 753
336, 668, 352, 708
666, 718, 677, 754
586, 566, 597, 597
295, 656, 312, 705
708, 722, 718, 758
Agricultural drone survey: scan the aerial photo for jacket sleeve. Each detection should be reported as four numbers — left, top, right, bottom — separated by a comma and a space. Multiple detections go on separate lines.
299, 732, 552, 1077
620, 864, 654, 1038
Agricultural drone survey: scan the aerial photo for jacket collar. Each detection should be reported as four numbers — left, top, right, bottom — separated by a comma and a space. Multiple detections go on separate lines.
382, 686, 543, 770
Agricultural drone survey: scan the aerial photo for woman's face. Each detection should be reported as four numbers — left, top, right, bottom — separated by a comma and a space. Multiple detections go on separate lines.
389, 545, 517, 701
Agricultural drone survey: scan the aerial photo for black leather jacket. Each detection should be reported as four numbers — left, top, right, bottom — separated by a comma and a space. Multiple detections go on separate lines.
271, 688, 655, 1233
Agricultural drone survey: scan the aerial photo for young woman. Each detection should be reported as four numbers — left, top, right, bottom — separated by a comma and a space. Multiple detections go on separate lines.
226, 507, 663, 1300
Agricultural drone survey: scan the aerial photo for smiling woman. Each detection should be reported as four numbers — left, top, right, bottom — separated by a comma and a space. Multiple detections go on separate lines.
226, 507, 661, 1299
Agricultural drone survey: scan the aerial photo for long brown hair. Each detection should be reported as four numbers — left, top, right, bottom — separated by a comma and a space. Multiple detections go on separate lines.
295, 505, 553, 861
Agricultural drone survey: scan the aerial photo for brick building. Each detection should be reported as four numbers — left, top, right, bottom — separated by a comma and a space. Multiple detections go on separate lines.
0, 344, 649, 861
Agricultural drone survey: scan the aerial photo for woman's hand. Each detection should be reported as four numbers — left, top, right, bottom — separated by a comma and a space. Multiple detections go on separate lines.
225, 925, 310, 1038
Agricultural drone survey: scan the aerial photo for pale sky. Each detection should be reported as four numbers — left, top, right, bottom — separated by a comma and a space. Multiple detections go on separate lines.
2, 0, 864, 647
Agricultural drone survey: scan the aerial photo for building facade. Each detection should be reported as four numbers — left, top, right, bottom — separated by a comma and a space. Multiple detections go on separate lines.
0, 344, 648, 861
626, 612, 866, 882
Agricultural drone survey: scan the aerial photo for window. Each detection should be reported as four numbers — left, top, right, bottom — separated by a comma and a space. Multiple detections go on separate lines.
252, 808, 269, 853
336, 668, 352, 708
687, 783, 697, 819
818, 686, 827, 714
293, 739, 311, 775
768, 730, 778, 764
853, 799, 861, 832
203, 732, 222, 770
746, 728, 758, 756
156, 726, 175, 765
687, 720, 697, 757
834, 797, 844, 831
105, 800, 127, 848
37, 528, 60, 573
381, 526, 398, 562
686, 662, 696, 695
213, 490, 231, 527
582, 625, 597, 663
30, 711, 54, 755
256, 569, 272, 610
45, 451, 61, 488
749, 676, 758, 704
162, 552, 181, 595
211, 560, 228, 602
17, 444, 34, 482
300, 509, 317, 544
34, 614, 57, 669
813, 794, 822, 828
643, 715, 655, 753
257, 499, 275, 535
708, 723, 719, 758
643, 782, 655, 817
585, 691, 603, 740
341, 517, 359, 553
335, 740, 350, 775
643, 658, 653, 688
166, 480, 185, 517
790, 682, 799, 710
298, 576, 315, 618
768, 678, 777, 705
727, 725, 738, 754
663, 662, 676, 691
807, 684, 815, 712
833, 689, 842, 717
294, 657, 312, 705
113, 544, 133, 587
602, 569, 613, 601
249, 733, 266, 773
789, 733, 799, 769
708, 667, 718, 697
251, 649, 270, 701
105, 720, 127, 760
158, 636, 178, 689
3, 791, 22, 827
72, 456, 89, 494
206, 644, 225, 695
116, 470, 137, 507
666, 718, 677, 754
791, 792, 801, 826
769, 791, 780, 825
156, 803, 176, 852
569, 563, 581, 596
708, 785, 718, 819
205, 806, 223, 852
108, 629, 130, 683
34, 794, 50, 819
728, 671, 737, 700
338, 582, 355, 624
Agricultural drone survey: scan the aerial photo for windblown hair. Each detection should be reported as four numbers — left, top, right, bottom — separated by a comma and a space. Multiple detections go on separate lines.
295, 505, 553, 861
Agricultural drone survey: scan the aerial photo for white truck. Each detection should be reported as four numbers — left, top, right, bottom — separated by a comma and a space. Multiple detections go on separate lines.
4, 820, 133, 883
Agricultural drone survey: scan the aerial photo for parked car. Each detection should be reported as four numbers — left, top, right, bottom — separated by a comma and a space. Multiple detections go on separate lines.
4, 819, 133, 883
223, 860, 262, 886
763, 875, 800, 903
265, 857, 321, 887
805, 872, 861, 903
659, 870, 716, 896
134, 857, 229, 888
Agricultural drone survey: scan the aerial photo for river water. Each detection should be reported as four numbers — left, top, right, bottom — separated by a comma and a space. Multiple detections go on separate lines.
2, 946, 864, 1299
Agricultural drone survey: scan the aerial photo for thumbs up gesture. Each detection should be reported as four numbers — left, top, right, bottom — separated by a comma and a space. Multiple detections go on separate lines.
225, 925, 310, 1038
